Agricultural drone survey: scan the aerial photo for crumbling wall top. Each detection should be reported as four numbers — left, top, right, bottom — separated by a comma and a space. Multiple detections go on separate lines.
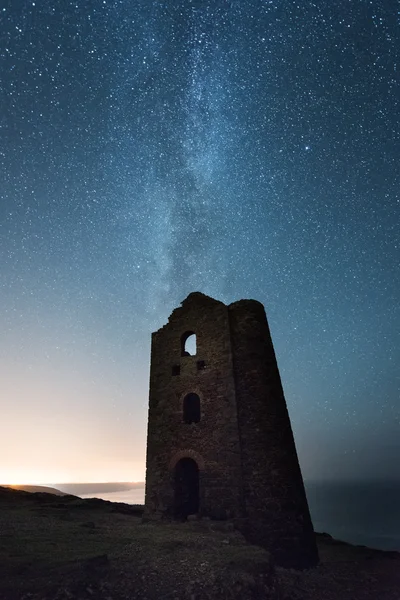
153, 292, 267, 336
153, 292, 225, 335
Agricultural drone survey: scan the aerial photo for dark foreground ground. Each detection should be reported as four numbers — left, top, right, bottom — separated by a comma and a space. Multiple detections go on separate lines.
0, 487, 399, 600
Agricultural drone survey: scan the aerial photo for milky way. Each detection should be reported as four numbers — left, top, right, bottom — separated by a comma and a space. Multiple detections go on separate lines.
1, 1, 399, 482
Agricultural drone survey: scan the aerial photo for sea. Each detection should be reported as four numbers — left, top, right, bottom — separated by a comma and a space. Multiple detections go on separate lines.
80, 488, 145, 505
305, 480, 400, 552
79, 481, 400, 552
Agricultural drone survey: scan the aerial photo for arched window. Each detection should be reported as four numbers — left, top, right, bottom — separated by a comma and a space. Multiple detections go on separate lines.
183, 393, 200, 424
181, 331, 196, 356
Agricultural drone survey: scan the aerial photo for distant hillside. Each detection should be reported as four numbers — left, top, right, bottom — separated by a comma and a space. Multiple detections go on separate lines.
8, 485, 68, 496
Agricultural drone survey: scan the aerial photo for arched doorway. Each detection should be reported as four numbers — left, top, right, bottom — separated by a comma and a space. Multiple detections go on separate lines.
174, 457, 199, 518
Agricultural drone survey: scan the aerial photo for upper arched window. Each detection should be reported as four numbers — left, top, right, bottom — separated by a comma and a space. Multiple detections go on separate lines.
181, 331, 196, 356
183, 393, 201, 424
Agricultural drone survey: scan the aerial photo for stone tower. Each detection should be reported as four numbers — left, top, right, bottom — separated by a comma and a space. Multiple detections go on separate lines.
144, 292, 318, 568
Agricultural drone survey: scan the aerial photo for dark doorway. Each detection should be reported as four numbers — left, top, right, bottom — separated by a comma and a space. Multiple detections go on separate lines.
174, 457, 199, 518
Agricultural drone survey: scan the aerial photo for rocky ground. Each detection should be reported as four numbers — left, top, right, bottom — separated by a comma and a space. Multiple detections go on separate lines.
0, 486, 398, 599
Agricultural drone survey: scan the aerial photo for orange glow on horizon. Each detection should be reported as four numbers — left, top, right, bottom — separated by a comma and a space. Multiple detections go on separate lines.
0, 363, 148, 490
0, 467, 145, 487
0, 479, 145, 486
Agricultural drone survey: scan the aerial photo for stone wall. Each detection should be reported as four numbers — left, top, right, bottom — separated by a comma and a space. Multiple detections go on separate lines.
228, 299, 318, 568
144, 292, 244, 520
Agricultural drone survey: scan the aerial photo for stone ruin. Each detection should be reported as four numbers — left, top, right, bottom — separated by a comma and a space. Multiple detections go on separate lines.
144, 292, 318, 568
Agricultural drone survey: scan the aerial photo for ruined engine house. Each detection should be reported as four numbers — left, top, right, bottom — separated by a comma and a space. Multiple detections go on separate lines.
144, 292, 318, 568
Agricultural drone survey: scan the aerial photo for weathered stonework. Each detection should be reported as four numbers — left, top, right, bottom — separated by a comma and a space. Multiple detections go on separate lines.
144, 292, 319, 568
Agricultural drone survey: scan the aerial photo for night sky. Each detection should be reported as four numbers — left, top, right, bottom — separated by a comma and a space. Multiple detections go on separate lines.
1, 0, 399, 484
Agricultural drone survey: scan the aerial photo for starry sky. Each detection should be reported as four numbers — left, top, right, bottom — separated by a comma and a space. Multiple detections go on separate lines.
1, 0, 399, 484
